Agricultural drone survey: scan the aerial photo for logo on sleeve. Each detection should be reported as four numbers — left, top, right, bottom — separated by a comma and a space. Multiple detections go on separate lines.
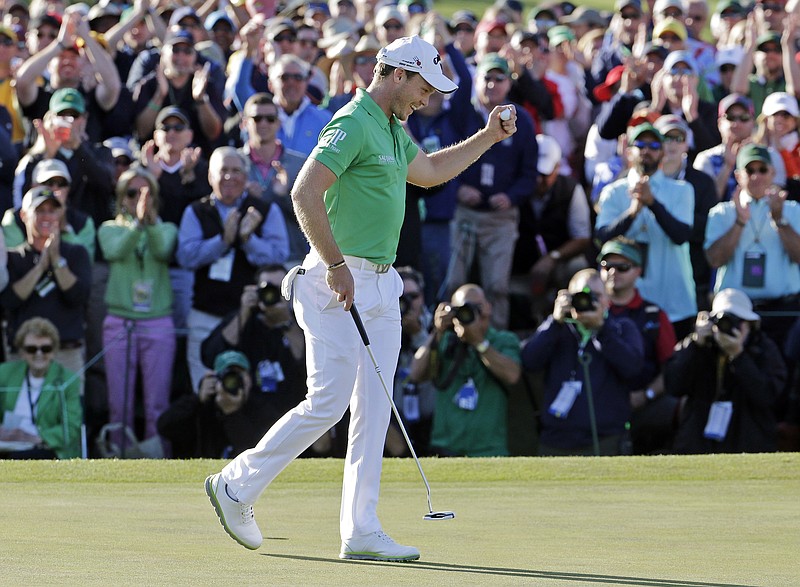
320, 128, 347, 153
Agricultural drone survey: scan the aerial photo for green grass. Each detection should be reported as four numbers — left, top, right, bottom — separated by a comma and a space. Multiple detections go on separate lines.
3, 454, 799, 586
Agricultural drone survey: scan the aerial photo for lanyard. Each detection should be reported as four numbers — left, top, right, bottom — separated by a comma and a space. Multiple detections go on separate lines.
24, 369, 39, 426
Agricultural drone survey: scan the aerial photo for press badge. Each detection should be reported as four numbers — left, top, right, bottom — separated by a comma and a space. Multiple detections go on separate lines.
208, 250, 234, 282
35, 275, 55, 297
454, 378, 478, 411
257, 360, 284, 393
549, 380, 582, 419
703, 401, 733, 441
742, 251, 766, 288
132, 280, 153, 313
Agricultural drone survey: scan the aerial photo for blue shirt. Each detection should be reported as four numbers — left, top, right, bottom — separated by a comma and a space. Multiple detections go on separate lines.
704, 193, 800, 299
596, 170, 697, 321
176, 195, 289, 270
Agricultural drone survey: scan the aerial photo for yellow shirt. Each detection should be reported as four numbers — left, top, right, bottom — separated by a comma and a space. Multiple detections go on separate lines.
0, 78, 25, 143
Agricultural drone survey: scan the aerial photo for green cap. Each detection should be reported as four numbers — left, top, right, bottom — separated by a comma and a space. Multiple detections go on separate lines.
476, 53, 510, 76
756, 31, 781, 49
597, 239, 643, 266
736, 143, 771, 170
213, 350, 251, 373
627, 122, 663, 145
547, 25, 575, 47
49, 88, 85, 115
715, 0, 743, 14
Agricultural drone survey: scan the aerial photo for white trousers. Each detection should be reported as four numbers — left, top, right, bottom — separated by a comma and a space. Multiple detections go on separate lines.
221, 254, 403, 541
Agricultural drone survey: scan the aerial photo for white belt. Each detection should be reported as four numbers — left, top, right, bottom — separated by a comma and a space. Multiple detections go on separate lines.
343, 255, 392, 274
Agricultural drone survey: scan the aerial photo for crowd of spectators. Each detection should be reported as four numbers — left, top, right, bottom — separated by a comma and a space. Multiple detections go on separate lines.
0, 0, 798, 459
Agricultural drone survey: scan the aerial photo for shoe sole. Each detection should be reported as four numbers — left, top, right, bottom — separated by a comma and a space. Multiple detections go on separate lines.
339, 552, 420, 562
204, 475, 261, 551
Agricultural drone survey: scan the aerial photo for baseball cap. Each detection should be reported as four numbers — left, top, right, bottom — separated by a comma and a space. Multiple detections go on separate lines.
761, 92, 800, 118
213, 350, 251, 374
22, 187, 62, 212
711, 288, 759, 321
31, 12, 62, 30
88, 1, 122, 22
50, 88, 85, 115
756, 31, 782, 50
104, 137, 134, 160
476, 19, 509, 36
169, 6, 201, 27
155, 106, 190, 128
614, 0, 642, 12
561, 6, 606, 27
476, 52, 511, 76
663, 50, 697, 74
718, 93, 754, 117
628, 122, 663, 144
653, 17, 688, 40
643, 41, 670, 60
715, 0, 745, 14
593, 65, 624, 102
597, 238, 643, 265
205, 10, 236, 32
716, 45, 745, 67
164, 30, 194, 46
33, 159, 71, 185
736, 143, 771, 170
377, 35, 458, 94
450, 10, 478, 30
0, 24, 18, 43
547, 25, 575, 47
654, 114, 689, 136
653, 0, 684, 15
536, 134, 562, 175
375, 5, 406, 27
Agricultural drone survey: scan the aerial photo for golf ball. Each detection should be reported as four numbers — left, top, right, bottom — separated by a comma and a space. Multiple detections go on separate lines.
500, 108, 512, 121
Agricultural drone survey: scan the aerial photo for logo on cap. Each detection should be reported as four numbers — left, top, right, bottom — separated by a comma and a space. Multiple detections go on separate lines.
433, 55, 441, 65
413, 55, 421, 66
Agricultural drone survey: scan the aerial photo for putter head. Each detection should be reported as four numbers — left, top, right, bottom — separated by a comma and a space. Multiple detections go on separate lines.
424, 511, 455, 521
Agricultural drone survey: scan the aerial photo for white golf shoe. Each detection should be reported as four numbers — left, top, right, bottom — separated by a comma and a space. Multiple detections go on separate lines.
205, 473, 262, 550
340, 530, 420, 562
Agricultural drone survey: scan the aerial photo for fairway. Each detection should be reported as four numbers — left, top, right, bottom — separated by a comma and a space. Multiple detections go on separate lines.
2, 454, 798, 587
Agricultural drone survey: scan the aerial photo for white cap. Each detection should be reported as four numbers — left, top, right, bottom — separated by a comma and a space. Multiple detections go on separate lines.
716, 45, 745, 67
711, 288, 759, 321
653, 0, 683, 15
762, 92, 800, 118
536, 134, 561, 175
377, 35, 458, 94
33, 158, 71, 184
375, 5, 406, 26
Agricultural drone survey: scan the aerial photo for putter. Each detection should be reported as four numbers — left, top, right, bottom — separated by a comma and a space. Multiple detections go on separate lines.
350, 303, 455, 521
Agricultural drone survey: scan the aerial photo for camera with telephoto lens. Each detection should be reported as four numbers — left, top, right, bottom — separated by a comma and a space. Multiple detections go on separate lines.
712, 313, 742, 336
570, 288, 597, 313
445, 302, 479, 325
218, 367, 245, 395
258, 281, 281, 306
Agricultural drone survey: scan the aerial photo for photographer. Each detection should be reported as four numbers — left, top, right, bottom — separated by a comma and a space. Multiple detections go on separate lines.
665, 288, 786, 454
521, 269, 644, 456
409, 284, 521, 457
190, 265, 306, 458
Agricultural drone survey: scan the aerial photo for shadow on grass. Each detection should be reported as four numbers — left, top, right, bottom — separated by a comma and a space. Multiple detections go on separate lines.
264, 554, 757, 587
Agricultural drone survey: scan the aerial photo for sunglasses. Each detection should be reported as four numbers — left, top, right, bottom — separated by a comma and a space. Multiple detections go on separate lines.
23, 344, 54, 354
720, 64, 736, 73
126, 188, 143, 198
251, 114, 278, 123
745, 165, 770, 175
58, 110, 80, 118
600, 261, 634, 273
159, 123, 188, 132
663, 134, 685, 143
761, 3, 785, 10
759, 45, 781, 54
0, 37, 14, 47
669, 66, 693, 76
298, 38, 318, 46
274, 34, 297, 43
725, 113, 752, 122
37, 31, 58, 40
115, 157, 132, 167
620, 11, 641, 19
484, 74, 509, 83
383, 22, 403, 30
44, 178, 69, 188
454, 25, 475, 33
279, 73, 306, 82
171, 45, 195, 55
403, 291, 422, 300
633, 140, 662, 150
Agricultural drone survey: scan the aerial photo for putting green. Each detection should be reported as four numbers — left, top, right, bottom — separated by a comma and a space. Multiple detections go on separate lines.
2, 454, 797, 586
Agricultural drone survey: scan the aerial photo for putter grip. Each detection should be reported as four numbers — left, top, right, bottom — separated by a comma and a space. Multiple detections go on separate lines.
350, 303, 370, 346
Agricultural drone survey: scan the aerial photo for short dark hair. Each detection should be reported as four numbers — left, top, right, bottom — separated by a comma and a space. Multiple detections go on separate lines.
376, 63, 419, 81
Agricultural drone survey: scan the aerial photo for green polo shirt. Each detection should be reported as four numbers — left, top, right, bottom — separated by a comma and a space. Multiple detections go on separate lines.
310, 88, 419, 264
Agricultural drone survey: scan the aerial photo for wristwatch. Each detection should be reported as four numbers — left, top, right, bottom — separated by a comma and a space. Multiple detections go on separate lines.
776, 217, 790, 229
475, 340, 490, 354
55, 257, 68, 269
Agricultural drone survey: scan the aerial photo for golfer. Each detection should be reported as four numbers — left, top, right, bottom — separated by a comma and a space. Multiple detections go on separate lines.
205, 35, 517, 561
